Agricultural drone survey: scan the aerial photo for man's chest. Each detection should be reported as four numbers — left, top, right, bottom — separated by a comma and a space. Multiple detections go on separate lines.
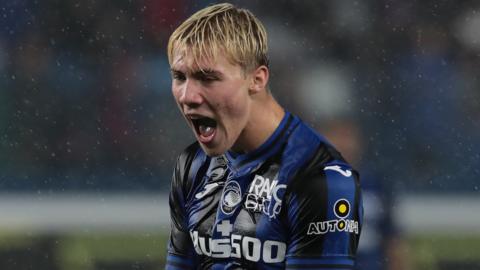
186, 161, 288, 263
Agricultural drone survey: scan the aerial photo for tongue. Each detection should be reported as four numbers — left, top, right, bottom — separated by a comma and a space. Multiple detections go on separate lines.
199, 125, 215, 138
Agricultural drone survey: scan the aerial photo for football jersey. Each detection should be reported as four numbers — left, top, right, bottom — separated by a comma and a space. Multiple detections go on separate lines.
167, 112, 363, 270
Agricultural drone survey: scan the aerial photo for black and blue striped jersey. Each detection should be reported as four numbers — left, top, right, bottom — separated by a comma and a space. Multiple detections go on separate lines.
167, 112, 363, 270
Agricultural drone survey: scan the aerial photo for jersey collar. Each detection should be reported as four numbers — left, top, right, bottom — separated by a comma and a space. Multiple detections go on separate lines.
225, 111, 298, 175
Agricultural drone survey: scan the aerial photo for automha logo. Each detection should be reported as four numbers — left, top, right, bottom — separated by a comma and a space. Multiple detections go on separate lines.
307, 219, 359, 235
307, 198, 359, 235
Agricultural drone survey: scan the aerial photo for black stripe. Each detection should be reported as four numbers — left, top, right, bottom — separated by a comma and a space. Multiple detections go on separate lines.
186, 154, 211, 204
166, 261, 192, 269
286, 263, 353, 269
349, 170, 361, 254
182, 142, 201, 198
286, 146, 328, 256
317, 168, 329, 256
191, 194, 218, 231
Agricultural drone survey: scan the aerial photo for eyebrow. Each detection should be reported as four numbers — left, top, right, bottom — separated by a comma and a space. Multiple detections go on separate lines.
170, 69, 183, 76
170, 68, 222, 77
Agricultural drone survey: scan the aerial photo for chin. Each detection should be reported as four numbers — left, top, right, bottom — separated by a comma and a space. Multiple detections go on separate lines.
199, 144, 227, 157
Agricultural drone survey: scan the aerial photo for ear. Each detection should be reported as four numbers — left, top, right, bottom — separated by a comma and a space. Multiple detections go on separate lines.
249, 65, 269, 94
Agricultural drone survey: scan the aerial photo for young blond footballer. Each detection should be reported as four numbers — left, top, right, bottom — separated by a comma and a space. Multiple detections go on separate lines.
166, 3, 363, 270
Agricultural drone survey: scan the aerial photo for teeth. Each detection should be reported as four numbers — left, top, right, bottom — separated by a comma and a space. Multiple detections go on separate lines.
200, 125, 212, 133
200, 126, 212, 133
199, 125, 215, 137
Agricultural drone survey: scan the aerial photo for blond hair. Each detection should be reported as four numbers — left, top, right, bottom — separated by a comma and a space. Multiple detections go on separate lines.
167, 3, 268, 72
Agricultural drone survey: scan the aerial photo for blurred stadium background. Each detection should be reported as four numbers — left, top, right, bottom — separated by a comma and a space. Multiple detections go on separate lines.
0, 0, 479, 269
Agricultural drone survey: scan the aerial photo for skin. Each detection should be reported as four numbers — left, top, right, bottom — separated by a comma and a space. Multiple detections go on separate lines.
170, 49, 285, 156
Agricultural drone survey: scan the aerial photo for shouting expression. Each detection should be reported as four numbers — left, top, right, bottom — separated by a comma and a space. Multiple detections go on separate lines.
171, 52, 254, 156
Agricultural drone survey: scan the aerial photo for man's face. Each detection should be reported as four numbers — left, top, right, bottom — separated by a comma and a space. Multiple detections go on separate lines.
171, 51, 252, 156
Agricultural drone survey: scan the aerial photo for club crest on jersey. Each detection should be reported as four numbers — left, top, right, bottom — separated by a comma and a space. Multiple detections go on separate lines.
307, 198, 359, 235
221, 180, 242, 215
245, 175, 286, 219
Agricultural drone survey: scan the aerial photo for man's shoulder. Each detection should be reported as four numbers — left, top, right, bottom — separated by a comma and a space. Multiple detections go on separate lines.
284, 120, 358, 193
286, 119, 347, 173
172, 141, 206, 188
178, 141, 202, 160
175, 141, 205, 169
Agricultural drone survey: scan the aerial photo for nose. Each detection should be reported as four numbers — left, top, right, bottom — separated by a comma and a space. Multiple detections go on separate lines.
178, 79, 203, 107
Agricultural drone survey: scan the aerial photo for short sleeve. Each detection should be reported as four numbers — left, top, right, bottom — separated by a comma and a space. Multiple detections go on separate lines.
284, 164, 363, 270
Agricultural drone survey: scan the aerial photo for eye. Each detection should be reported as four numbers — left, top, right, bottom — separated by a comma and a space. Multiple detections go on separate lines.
200, 75, 218, 82
172, 71, 186, 82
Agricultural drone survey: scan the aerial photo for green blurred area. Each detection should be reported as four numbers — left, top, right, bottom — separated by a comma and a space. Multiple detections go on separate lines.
0, 232, 479, 270
0, 231, 169, 270
409, 234, 480, 270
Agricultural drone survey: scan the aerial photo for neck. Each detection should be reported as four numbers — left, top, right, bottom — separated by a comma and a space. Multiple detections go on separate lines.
232, 93, 285, 153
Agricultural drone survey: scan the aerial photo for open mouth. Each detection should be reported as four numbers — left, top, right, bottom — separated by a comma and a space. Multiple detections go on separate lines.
191, 116, 217, 143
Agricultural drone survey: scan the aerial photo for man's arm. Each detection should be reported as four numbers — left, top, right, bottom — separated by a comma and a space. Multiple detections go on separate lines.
166, 147, 197, 270
284, 163, 363, 270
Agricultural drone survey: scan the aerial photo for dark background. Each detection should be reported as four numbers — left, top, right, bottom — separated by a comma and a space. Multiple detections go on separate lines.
1, 0, 478, 193
0, 1, 479, 269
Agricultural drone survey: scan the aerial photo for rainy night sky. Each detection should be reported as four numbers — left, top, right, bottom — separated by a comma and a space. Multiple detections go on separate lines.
0, 0, 479, 193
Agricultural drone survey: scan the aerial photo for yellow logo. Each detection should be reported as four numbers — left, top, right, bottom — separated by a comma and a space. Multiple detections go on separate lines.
307, 198, 358, 235
334, 199, 350, 218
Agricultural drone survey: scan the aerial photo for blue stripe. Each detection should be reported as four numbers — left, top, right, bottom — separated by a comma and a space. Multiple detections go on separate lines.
211, 262, 228, 270
321, 164, 357, 256
165, 262, 190, 270
282, 123, 324, 254
286, 257, 354, 266
166, 253, 194, 266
